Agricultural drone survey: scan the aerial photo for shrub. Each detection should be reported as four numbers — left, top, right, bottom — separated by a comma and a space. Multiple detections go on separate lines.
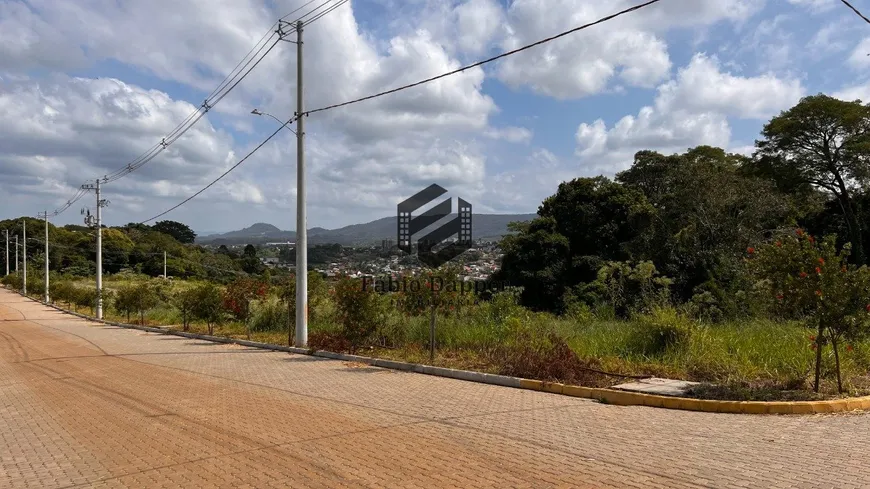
222, 278, 268, 322
171, 286, 199, 331
2, 273, 22, 290
190, 282, 223, 335
114, 285, 138, 323
333, 276, 386, 350
73, 287, 98, 314
50, 281, 75, 306
594, 261, 672, 319
624, 307, 695, 357
250, 297, 288, 333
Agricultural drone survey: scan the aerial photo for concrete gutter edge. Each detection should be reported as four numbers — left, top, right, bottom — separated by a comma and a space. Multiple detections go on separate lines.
15, 288, 870, 415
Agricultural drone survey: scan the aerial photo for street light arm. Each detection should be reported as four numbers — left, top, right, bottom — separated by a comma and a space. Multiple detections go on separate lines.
251, 108, 297, 135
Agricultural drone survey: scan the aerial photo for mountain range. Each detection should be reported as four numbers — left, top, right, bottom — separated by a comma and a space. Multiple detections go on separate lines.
196, 213, 537, 246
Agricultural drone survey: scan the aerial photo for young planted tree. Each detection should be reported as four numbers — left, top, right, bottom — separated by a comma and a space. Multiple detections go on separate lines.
172, 286, 199, 331
191, 282, 224, 335
134, 282, 161, 325
223, 278, 269, 339
748, 230, 870, 392
114, 285, 138, 323
74, 287, 98, 315
333, 275, 386, 351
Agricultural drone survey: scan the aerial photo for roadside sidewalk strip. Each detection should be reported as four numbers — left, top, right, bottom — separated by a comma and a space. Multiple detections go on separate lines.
12, 288, 870, 415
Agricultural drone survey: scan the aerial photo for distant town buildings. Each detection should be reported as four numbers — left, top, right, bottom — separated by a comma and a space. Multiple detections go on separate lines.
381, 239, 394, 253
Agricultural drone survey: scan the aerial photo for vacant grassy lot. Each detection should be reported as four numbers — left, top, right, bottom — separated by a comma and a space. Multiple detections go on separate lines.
12, 277, 870, 401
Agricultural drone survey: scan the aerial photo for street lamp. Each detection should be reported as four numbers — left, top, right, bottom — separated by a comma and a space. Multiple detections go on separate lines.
251, 105, 306, 348
251, 109, 296, 135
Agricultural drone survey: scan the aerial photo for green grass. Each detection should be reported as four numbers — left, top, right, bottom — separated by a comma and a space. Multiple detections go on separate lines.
26, 277, 870, 400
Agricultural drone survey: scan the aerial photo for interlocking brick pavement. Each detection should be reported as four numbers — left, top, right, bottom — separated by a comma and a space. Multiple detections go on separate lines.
1, 288, 869, 488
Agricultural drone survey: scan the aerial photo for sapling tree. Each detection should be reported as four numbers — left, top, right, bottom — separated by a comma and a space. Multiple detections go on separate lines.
748, 230, 870, 392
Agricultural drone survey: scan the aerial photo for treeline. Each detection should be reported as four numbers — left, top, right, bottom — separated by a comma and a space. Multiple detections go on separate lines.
0, 219, 268, 282
496, 94, 870, 321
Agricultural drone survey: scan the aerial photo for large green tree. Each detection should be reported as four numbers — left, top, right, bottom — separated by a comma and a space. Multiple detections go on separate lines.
152, 220, 197, 244
755, 94, 870, 264
617, 146, 796, 304
496, 176, 654, 312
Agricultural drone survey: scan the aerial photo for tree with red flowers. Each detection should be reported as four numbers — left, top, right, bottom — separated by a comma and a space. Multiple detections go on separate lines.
223, 278, 269, 338
748, 230, 870, 392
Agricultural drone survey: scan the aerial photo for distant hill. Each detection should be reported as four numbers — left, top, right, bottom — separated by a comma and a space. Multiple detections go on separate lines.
196, 213, 537, 246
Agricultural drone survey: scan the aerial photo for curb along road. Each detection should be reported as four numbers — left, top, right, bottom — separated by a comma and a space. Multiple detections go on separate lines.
10, 288, 870, 415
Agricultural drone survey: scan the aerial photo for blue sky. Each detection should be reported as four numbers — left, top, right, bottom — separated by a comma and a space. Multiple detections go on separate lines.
1, 0, 869, 233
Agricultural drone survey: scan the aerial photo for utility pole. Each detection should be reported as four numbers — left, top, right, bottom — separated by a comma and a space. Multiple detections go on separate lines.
82, 179, 108, 319
22, 219, 26, 295
4, 229, 8, 276
164, 251, 167, 279
41, 212, 49, 303
14, 235, 18, 273
295, 19, 308, 347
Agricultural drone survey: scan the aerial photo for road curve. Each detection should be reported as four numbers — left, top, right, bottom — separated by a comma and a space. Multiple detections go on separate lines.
1, 288, 868, 488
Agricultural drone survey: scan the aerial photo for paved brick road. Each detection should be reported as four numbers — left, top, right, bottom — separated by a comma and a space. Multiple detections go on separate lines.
1, 289, 869, 488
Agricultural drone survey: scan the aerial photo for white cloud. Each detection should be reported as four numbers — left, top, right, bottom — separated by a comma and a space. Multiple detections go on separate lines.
0, 76, 238, 209
808, 20, 855, 55
787, 0, 836, 12
484, 126, 533, 144
846, 37, 870, 71
574, 54, 805, 174
494, 0, 761, 99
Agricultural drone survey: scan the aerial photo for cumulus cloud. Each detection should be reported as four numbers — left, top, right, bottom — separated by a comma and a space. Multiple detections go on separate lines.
494, 0, 760, 99
574, 54, 805, 174
0, 76, 239, 212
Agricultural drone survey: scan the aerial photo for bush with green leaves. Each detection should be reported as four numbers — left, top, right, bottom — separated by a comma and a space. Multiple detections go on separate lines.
333, 275, 387, 350
50, 281, 75, 306
222, 278, 268, 322
747, 230, 870, 392
2, 273, 23, 290
279, 272, 328, 325
250, 296, 288, 333
624, 307, 695, 358
592, 261, 672, 319
171, 286, 199, 331
190, 282, 224, 335
73, 287, 98, 314
113, 285, 139, 323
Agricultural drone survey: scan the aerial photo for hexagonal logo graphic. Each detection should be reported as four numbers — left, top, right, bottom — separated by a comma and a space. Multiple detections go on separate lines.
397, 184, 472, 268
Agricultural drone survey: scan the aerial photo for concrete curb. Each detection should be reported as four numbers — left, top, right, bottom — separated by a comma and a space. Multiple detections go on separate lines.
12, 287, 870, 415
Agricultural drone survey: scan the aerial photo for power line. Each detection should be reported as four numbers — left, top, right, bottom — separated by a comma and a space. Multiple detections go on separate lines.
304, 0, 662, 116
304, 0, 349, 25
46, 2, 340, 216
139, 117, 299, 224
840, 0, 870, 24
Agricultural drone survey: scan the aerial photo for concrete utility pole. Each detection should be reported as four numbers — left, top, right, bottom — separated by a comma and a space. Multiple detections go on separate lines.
43, 212, 49, 303
163, 251, 167, 279
22, 219, 26, 295
295, 19, 308, 348
82, 179, 107, 319
14, 235, 18, 273
4, 229, 8, 276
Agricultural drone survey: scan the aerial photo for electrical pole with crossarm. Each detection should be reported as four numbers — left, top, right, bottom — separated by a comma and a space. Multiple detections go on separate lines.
82, 179, 109, 319
38, 211, 50, 303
